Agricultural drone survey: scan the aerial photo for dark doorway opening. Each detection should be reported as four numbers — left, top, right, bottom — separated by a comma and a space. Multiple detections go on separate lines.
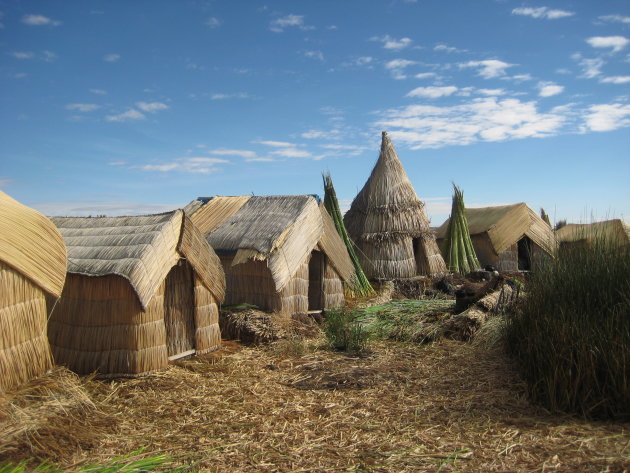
308, 251, 325, 311
518, 237, 532, 271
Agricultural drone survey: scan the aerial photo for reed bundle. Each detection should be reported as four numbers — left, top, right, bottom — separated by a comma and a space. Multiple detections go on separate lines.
442, 184, 480, 274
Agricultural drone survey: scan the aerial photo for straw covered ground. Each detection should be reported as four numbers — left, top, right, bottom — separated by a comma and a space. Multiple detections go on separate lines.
1, 333, 628, 473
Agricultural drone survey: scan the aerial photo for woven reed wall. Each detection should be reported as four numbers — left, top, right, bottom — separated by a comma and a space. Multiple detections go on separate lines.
164, 261, 196, 357
495, 243, 518, 272
194, 275, 221, 354
323, 260, 344, 310
221, 255, 309, 316
414, 233, 447, 276
0, 261, 54, 391
469, 234, 499, 270
357, 236, 417, 279
48, 273, 169, 377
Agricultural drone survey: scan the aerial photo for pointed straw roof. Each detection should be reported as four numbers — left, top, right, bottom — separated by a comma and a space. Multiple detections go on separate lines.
0, 191, 67, 297
344, 131, 433, 241
52, 211, 225, 309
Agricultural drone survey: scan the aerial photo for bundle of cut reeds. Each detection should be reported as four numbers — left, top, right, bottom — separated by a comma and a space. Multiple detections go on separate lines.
443, 184, 480, 274
322, 173, 374, 297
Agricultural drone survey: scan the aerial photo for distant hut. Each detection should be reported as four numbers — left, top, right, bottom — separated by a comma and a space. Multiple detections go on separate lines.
343, 131, 446, 279
186, 195, 355, 316
435, 203, 555, 271
0, 191, 67, 391
556, 219, 630, 250
47, 211, 225, 377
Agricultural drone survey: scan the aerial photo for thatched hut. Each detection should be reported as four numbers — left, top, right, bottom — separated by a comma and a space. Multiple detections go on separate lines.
0, 191, 67, 391
343, 131, 446, 279
47, 211, 225, 377
435, 203, 555, 271
186, 195, 355, 316
556, 219, 630, 250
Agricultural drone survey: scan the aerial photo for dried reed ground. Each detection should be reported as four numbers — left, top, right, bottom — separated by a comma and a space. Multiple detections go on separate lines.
1, 338, 628, 472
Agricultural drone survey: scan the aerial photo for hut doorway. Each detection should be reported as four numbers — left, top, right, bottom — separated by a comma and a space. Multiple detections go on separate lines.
308, 251, 325, 311
164, 260, 196, 360
413, 237, 427, 275
518, 237, 532, 271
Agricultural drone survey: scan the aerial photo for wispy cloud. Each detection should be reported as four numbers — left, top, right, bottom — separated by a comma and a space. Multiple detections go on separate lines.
477, 88, 506, 96
106, 109, 146, 122
586, 36, 629, 53
42, 50, 57, 62
205, 17, 221, 28
598, 15, 630, 25
10, 51, 34, 59
22, 14, 61, 26
370, 35, 413, 51
270, 14, 312, 33
103, 53, 120, 62
210, 92, 249, 100
66, 103, 101, 112
538, 81, 564, 97
572, 54, 605, 78
376, 97, 567, 149
434, 43, 466, 53
415, 72, 437, 79
136, 101, 169, 112
582, 104, 630, 132
90, 89, 107, 95
138, 157, 229, 173
600, 76, 630, 84
209, 148, 257, 159
304, 50, 324, 61
256, 140, 295, 147
407, 86, 458, 99
512, 7, 574, 20
460, 60, 515, 79
32, 200, 181, 217
385, 59, 416, 79
257, 140, 311, 158
342, 56, 374, 68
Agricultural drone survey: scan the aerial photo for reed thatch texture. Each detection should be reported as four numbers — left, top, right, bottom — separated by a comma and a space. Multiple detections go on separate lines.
187, 196, 251, 235
317, 204, 356, 285
435, 203, 555, 270
344, 132, 446, 279
0, 191, 67, 391
556, 219, 630, 249
323, 259, 345, 309
0, 191, 67, 297
0, 262, 54, 391
48, 211, 225, 377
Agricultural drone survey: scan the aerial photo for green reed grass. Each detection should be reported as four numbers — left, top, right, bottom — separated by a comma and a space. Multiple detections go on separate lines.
323, 309, 370, 352
505, 236, 630, 420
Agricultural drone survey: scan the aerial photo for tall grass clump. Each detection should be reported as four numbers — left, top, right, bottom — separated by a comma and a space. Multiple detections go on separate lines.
505, 236, 630, 420
323, 309, 370, 352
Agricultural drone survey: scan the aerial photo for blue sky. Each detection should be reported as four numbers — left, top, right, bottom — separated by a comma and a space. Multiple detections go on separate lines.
1, 0, 629, 225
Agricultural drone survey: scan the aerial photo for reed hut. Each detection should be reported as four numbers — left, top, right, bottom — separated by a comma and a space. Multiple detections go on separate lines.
187, 195, 355, 316
0, 191, 67, 391
47, 210, 225, 377
556, 219, 630, 250
435, 203, 555, 271
343, 131, 446, 279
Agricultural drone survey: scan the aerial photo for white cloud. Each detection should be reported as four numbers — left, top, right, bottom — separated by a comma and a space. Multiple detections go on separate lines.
210, 92, 249, 100
586, 36, 629, 53
434, 44, 465, 53
108, 161, 126, 166
460, 60, 515, 79
415, 72, 437, 79
512, 7, 574, 20
11, 52, 34, 59
371, 35, 413, 51
136, 101, 169, 112
246, 157, 276, 162
407, 86, 458, 99
42, 50, 57, 62
205, 17, 221, 28
375, 97, 567, 149
477, 88, 506, 96
270, 147, 311, 158
573, 55, 605, 79
90, 89, 107, 95
138, 157, 229, 173
342, 56, 373, 68
106, 109, 146, 122
22, 14, 61, 26
257, 140, 295, 147
510, 73, 533, 81
66, 103, 101, 112
270, 14, 310, 33
538, 81, 564, 97
103, 53, 120, 62
385, 59, 416, 79
598, 15, 630, 24
582, 104, 630, 132
209, 148, 257, 158
301, 130, 327, 139
304, 50, 324, 61
600, 76, 630, 84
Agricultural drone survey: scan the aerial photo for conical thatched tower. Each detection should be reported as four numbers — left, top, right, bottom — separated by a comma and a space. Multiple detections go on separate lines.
344, 131, 446, 279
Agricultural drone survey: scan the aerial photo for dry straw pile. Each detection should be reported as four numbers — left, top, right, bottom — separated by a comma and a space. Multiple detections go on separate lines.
0, 191, 67, 391
344, 132, 446, 279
